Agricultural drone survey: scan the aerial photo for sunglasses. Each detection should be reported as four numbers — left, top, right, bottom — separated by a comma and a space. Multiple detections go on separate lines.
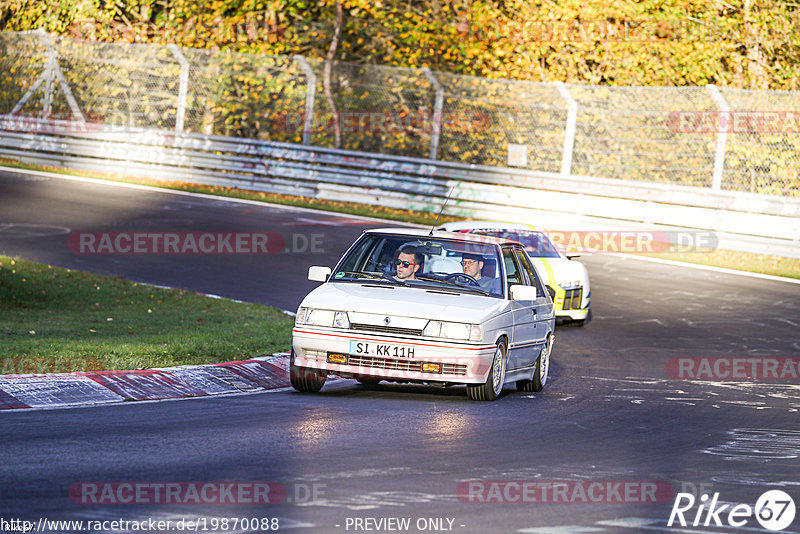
395, 259, 419, 268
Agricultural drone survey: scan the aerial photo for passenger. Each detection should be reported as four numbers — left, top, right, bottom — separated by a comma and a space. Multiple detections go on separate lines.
461, 252, 501, 294
395, 245, 422, 281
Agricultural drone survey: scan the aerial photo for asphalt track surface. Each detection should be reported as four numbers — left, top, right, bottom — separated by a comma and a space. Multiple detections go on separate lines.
1, 169, 799, 533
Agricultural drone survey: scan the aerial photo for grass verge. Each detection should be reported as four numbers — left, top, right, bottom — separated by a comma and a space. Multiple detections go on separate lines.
639, 249, 800, 280
2, 158, 798, 280
0, 255, 294, 374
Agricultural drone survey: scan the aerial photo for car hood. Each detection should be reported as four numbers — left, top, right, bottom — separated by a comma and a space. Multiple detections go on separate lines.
531, 256, 587, 287
299, 281, 507, 324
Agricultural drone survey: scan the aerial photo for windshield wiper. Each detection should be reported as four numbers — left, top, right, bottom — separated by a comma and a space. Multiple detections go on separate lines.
336, 271, 403, 285
416, 277, 490, 296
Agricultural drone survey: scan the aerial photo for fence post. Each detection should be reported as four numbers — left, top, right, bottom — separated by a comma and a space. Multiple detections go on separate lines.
423, 67, 444, 160
706, 84, 728, 191
168, 44, 189, 133
554, 81, 577, 178
40, 28, 57, 119
11, 28, 86, 126
295, 56, 317, 145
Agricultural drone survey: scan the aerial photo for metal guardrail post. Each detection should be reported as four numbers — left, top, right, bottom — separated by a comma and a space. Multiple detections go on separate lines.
423, 67, 444, 160
554, 81, 577, 178
706, 84, 729, 191
295, 56, 317, 146
168, 44, 189, 133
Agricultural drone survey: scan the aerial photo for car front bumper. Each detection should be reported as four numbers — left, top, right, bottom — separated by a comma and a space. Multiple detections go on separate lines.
557, 308, 590, 321
292, 327, 497, 384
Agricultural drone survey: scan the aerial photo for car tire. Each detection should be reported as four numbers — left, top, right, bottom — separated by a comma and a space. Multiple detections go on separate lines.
467, 340, 506, 401
289, 350, 327, 393
516, 334, 552, 392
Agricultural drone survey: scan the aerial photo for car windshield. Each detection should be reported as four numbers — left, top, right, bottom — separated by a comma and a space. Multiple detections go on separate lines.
332, 233, 504, 298
474, 230, 561, 258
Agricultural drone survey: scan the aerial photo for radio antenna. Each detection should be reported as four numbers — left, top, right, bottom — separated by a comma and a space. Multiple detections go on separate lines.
429, 184, 456, 235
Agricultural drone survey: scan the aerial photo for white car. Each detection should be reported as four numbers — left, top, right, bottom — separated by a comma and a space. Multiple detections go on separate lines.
291, 228, 556, 401
436, 221, 591, 326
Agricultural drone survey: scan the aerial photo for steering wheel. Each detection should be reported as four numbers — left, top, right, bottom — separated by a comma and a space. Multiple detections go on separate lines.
444, 272, 480, 286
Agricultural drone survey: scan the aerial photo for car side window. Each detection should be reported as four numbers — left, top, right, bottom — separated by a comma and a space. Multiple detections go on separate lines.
502, 247, 523, 293
514, 247, 547, 297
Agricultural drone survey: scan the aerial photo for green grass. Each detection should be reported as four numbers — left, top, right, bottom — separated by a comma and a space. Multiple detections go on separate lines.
640, 249, 800, 280
2, 158, 798, 280
0, 256, 294, 373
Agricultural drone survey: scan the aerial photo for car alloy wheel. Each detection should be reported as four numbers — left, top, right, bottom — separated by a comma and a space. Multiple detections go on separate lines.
467, 340, 506, 401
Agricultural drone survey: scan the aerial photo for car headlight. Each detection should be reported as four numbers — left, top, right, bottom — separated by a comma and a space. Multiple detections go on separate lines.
332, 311, 350, 328
296, 308, 350, 328
424, 320, 482, 341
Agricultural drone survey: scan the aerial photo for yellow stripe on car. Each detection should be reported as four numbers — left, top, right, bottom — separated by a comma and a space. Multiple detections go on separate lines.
539, 259, 565, 312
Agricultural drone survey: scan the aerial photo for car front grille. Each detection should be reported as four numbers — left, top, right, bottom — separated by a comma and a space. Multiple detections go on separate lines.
348, 355, 418, 372
349, 323, 424, 336
562, 287, 583, 310
344, 355, 467, 376
441, 363, 468, 376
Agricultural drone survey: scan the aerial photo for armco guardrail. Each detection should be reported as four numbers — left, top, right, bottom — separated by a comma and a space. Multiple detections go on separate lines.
0, 121, 798, 249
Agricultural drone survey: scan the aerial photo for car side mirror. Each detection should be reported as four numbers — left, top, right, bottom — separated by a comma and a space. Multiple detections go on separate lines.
510, 284, 537, 301
308, 266, 331, 282
544, 285, 556, 300
565, 245, 582, 259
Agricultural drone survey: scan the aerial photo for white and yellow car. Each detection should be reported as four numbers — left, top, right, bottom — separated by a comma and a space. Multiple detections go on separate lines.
436, 221, 591, 326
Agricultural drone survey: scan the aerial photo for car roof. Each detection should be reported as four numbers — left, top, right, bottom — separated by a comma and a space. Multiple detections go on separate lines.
435, 220, 535, 232
364, 227, 518, 246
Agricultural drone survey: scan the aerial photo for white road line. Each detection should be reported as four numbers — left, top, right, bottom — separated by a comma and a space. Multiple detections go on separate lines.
0, 165, 425, 227
609, 252, 800, 285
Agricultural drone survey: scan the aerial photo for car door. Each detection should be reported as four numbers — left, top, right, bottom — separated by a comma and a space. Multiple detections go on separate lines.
515, 246, 554, 355
502, 246, 538, 371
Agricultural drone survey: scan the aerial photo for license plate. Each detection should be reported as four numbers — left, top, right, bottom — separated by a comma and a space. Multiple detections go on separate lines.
350, 340, 416, 359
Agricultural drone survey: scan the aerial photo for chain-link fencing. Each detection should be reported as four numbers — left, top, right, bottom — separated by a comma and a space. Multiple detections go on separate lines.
1, 29, 798, 198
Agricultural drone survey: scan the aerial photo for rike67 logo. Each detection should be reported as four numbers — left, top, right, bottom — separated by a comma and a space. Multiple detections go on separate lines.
668, 490, 796, 531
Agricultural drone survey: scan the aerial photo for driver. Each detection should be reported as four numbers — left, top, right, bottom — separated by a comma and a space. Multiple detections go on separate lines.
395, 245, 422, 281
461, 252, 501, 294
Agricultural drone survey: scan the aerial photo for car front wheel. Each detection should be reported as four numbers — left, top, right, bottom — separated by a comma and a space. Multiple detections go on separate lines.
289, 350, 327, 393
467, 340, 506, 401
